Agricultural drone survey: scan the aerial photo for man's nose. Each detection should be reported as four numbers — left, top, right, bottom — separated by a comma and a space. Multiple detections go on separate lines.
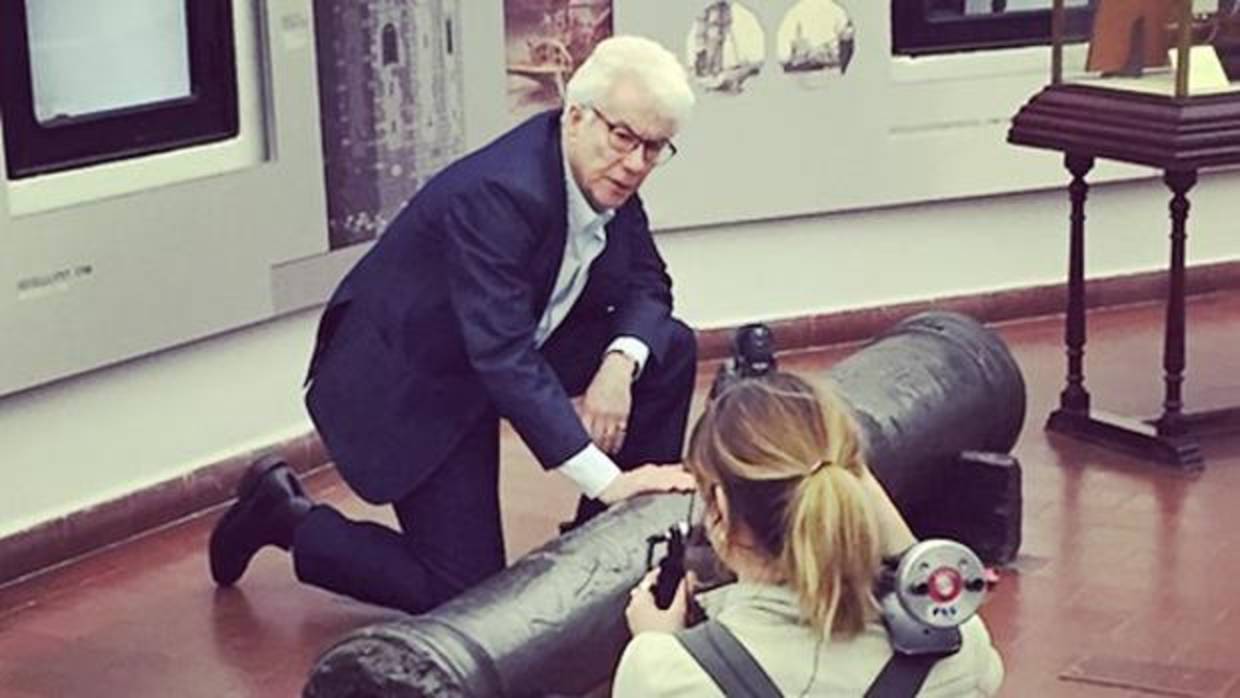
620, 145, 650, 172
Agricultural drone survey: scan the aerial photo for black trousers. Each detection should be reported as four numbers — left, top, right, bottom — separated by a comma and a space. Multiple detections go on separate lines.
291, 316, 697, 613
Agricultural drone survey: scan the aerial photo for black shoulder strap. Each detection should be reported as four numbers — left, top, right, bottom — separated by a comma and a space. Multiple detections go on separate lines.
863, 653, 940, 698
676, 619, 782, 698
677, 618, 944, 698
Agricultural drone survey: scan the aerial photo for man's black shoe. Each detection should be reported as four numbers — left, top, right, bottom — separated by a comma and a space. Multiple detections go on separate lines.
209, 455, 310, 587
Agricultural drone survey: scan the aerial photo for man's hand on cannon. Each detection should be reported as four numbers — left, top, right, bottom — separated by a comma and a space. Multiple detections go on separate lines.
597, 464, 695, 505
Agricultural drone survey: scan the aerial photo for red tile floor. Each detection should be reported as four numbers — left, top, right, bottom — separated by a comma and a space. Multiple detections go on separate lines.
2, 293, 1239, 697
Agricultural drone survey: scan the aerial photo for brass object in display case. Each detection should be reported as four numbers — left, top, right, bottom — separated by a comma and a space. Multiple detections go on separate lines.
1085, 0, 1173, 77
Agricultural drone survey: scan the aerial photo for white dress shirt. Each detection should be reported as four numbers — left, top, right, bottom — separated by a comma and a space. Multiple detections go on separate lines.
543, 139, 650, 498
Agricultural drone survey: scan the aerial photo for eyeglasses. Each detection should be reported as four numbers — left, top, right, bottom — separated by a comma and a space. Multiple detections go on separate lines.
590, 107, 678, 166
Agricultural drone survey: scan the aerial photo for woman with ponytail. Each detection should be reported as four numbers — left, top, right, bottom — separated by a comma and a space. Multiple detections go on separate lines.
613, 372, 1003, 696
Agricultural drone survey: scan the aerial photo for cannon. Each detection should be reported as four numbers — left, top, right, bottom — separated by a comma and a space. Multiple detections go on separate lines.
304, 311, 1026, 697
828, 311, 1025, 561
305, 493, 691, 698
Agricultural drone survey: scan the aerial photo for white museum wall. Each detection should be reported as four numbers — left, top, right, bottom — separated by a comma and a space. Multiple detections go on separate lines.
0, 0, 1169, 395
659, 173, 1240, 327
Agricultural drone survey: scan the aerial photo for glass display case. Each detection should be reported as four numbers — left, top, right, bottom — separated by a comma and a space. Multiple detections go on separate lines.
1008, 0, 1240, 470
1050, 0, 1240, 97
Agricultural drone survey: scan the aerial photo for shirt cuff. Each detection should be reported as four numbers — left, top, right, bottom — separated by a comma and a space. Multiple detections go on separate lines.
606, 336, 650, 379
557, 444, 622, 499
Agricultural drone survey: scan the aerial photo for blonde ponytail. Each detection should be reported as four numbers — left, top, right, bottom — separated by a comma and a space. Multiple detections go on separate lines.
687, 372, 885, 637
783, 463, 881, 636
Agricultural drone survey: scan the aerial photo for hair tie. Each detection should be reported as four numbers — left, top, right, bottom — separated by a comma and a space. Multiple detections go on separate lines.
809, 459, 831, 476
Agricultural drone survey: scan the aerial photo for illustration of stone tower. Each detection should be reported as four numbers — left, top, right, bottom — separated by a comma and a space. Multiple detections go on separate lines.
314, 0, 465, 249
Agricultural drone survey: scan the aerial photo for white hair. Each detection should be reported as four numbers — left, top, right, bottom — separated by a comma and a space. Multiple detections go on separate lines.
565, 35, 696, 130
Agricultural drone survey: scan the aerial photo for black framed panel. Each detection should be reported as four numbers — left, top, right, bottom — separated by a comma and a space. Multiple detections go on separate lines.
0, 0, 239, 179
893, 0, 1098, 56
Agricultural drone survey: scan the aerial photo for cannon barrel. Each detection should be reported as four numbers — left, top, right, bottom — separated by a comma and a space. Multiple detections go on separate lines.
305, 493, 692, 698
830, 311, 1026, 516
304, 311, 1025, 697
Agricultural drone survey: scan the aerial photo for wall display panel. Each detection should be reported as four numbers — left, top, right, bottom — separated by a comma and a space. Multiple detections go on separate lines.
313, 0, 466, 249
0, 0, 239, 178
1, 0, 329, 397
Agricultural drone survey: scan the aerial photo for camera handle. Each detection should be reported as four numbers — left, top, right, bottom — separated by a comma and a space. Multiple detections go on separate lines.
646, 521, 690, 609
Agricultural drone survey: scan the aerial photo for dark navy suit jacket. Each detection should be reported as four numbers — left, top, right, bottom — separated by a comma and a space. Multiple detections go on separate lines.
304, 111, 677, 505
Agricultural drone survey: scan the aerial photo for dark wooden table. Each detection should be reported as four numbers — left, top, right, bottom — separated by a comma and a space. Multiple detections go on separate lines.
1009, 82, 1240, 468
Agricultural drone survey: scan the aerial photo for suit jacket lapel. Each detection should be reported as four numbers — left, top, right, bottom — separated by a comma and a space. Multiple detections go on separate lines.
531, 110, 570, 319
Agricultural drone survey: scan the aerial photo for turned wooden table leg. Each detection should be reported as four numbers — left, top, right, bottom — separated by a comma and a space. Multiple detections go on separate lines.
1060, 154, 1095, 414
1155, 169, 1197, 438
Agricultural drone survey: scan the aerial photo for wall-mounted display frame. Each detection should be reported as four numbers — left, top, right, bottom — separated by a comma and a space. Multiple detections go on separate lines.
0, 0, 238, 179
1, 0, 326, 398
892, 0, 1096, 56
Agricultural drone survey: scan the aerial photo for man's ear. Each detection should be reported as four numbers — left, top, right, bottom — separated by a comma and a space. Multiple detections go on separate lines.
562, 104, 584, 144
